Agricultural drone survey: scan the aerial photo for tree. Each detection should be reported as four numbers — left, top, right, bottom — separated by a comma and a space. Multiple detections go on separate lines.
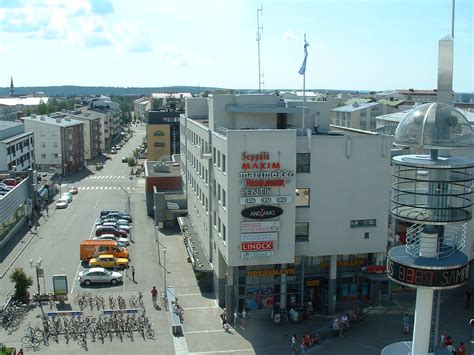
9, 267, 33, 301
37, 100, 47, 115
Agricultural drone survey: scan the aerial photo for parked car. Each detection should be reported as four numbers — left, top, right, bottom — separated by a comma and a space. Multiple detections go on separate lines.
111, 149, 117, 154
2, 178, 17, 187
0, 183, 11, 191
78, 267, 123, 286
100, 209, 121, 218
61, 192, 73, 203
122, 157, 128, 163
101, 221, 131, 232
96, 217, 130, 226
96, 163, 104, 170
88, 254, 129, 269
0, 190, 9, 198
95, 225, 128, 238
94, 234, 130, 246
56, 198, 69, 209
105, 213, 133, 223
69, 186, 78, 195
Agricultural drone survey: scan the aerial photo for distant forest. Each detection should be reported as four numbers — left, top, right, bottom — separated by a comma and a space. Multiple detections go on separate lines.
0, 85, 221, 97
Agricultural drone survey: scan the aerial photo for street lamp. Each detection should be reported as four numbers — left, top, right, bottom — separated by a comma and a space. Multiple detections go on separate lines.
30, 257, 44, 313
163, 247, 167, 291
154, 226, 161, 266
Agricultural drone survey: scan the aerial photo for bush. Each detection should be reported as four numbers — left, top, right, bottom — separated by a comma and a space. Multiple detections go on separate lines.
9, 267, 33, 301
127, 158, 136, 167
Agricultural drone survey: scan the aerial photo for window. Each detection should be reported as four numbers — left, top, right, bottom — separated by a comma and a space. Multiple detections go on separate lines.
218, 217, 221, 234
296, 153, 310, 173
350, 219, 377, 228
217, 150, 221, 169
217, 183, 221, 203
154, 142, 165, 147
213, 179, 216, 196
52, 142, 58, 148
222, 224, 226, 241
213, 147, 216, 165
222, 189, 226, 207
295, 188, 310, 207
213, 210, 217, 228
295, 222, 309, 242
40, 154, 46, 159
40, 142, 46, 148
222, 154, 226, 173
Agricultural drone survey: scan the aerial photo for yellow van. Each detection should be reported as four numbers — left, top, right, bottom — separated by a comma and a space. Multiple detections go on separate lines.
80, 240, 129, 261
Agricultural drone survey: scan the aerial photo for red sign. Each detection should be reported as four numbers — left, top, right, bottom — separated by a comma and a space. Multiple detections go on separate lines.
242, 162, 281, 170
246, 179, 285, 187
241, 241, 273, 251
367, 265, 386, 273
241, 152, 270, 161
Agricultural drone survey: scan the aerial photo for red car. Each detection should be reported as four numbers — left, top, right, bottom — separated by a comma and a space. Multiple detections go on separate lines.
2, 178, 17, 187
69, 186, 78, 195
95, 226, 128, 238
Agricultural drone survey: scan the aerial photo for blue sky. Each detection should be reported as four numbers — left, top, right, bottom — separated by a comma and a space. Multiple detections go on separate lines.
0, 0, 472, 91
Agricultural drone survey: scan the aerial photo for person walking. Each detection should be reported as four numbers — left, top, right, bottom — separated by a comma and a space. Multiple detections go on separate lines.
131, 266, 136, 282
457, 342, 466, 355
403, 313, 410, 334
291, 334, 297, 355
220, 308, 229, 330
151, 286, 158, 307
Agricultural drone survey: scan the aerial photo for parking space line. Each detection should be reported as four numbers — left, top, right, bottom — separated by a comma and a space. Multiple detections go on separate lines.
70, 221, 98, 293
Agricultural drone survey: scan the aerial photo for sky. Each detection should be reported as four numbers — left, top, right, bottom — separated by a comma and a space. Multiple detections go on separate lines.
0, 0, 472, 92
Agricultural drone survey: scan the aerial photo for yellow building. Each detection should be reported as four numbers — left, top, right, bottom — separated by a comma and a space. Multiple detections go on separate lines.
330, 102, 381, 131
146, 110, 181, 161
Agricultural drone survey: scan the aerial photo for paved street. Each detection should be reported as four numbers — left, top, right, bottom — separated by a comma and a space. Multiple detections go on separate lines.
0, 124, 472, 354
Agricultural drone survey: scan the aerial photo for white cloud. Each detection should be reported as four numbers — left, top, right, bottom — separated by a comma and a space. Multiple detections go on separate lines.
283, 31, 297, 41
114, 22, 152, 53
157, 45, 210, 66
0, 45, 7, 53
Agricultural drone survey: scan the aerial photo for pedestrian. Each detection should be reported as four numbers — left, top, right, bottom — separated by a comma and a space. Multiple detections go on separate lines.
291, 334, 297, 355
45, 205, 49, 217
457, 342, 466, 355
17, 349, 23, 355
151, 286, 158, 307
220, 308, 229, 330
131, 266, 136, 282
440, 331, 447, 348
403, 313, 410, 334
241, 307, 246, 326
465, 289, 472, 309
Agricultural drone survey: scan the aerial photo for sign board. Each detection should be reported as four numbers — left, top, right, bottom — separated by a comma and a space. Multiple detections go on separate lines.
103, 309, 139, 315
52, 274, 68, 295
241, 221, 280, 233
247, 268, 295, 277
240, 196, 292, 205
241, 232, 278, 242
241, 251, 273, 258
241, 205, 283, 219
47, 311, 82, 317
241, 241, 273, 251
305, 279, 321, 287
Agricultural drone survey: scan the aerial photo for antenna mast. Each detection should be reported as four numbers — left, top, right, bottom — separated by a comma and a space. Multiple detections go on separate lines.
256, 5, 264, 92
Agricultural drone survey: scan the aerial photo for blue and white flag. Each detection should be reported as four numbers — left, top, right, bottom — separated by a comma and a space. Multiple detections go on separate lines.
298, 36, 309, 75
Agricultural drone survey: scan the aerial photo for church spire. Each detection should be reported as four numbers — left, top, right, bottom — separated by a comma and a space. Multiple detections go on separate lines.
10, 77, 15, 97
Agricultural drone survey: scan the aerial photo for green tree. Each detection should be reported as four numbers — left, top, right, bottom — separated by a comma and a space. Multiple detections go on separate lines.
37, 100, 47, 115
9, 267, 33, 300
48, 98, 59, 113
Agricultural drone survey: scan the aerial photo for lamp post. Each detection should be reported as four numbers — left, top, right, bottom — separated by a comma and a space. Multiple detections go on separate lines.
163, 247, 167, 291
154, 226, 161, 265
30, 257, 44, 314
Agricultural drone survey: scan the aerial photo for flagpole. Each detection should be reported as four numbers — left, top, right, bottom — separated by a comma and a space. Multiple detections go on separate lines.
301, 34, 307, 129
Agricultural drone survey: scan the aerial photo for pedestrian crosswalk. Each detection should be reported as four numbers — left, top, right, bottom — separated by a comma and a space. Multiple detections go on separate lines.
77, 186, 134, 191
85, 175, 129, 180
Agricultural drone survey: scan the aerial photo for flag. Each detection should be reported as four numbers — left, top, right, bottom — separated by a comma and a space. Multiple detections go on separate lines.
298, 36, 309, 75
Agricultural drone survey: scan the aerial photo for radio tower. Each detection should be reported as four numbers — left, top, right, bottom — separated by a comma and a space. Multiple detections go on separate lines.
256, 5, 264, 92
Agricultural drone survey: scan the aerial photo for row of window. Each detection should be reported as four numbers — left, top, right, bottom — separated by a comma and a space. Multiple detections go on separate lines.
7, 151, 32, 170
187, 149, 208, 184
39, 141, 59, 148
188, 172, 209, 213
212, 179, 226, 207
212, 148, 226, 173
7, 137, 33, 155
213, 210, 227, 242
40, 153, 60, 160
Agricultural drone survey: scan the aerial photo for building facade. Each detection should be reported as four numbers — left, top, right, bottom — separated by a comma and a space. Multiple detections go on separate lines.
63, 112, 101, 160
134, 97, 151, 122
180, 94, 391, 316
23, 115, 84, 175
0, 121, 35, 172
331, 102, 382, 131
147, 111, 181, 161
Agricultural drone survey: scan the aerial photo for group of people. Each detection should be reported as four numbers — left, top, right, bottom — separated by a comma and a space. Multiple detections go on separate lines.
291, 332, 322, 354
440, 332, 466, 355
331, 305, 363, 337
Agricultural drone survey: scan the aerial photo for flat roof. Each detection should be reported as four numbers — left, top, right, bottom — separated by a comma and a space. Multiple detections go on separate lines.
331, 102, 380, 113
1, 131, 32, 144
0, 97, 49, 106
0, 121, 22, 130
145, 161, 182, 178
22, 115, 84, 127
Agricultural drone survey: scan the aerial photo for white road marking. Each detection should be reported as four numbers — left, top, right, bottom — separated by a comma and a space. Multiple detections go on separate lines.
70, 221, 99, 293
185, 306, 220, 310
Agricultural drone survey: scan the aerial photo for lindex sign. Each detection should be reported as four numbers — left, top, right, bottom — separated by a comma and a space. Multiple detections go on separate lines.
241, 205, 283, 219
241, 241, 273, 251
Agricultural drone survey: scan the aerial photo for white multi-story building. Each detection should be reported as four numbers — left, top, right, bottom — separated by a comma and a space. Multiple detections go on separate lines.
180, 94, 392, 316
0, 121, 35, 172
23, 115, 84, 175
134, 97, 151, 121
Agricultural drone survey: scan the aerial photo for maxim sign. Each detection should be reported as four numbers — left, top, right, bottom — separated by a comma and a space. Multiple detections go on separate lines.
241, 205, 283, 219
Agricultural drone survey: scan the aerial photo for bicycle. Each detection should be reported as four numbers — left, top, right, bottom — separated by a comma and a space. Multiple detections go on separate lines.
21, 324, 42, 351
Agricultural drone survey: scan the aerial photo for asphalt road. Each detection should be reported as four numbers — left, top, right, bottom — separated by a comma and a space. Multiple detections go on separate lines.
0, 125, 177, 354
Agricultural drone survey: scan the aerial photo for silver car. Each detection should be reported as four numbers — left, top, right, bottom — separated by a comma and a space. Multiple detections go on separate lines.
78, 267, 123, 286
94, 234, 130, 246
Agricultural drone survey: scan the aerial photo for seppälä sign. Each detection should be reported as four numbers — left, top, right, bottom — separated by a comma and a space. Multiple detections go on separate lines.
241, 205, 283, 220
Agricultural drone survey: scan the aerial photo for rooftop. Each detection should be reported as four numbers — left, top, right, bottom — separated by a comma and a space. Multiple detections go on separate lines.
22, 115, 84, 127
0, 121, 23, 131
0, 96, 49, 106
145, 160, 181, 178
331, 102, 380, 113
151, 93, 193, 99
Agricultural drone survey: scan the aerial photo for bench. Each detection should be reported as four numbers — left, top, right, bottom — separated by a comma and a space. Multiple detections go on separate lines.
166, 287, 183, 336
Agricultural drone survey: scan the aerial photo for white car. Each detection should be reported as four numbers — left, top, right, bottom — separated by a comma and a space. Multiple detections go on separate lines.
56, 198, 69, 209
101, 221, 131, 232
61, 192, 73, 203
78, 267, 123, 286
94, 234, 130, 246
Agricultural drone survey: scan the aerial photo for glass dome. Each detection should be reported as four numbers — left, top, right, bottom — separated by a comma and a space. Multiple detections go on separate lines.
394, 103, 474, 149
